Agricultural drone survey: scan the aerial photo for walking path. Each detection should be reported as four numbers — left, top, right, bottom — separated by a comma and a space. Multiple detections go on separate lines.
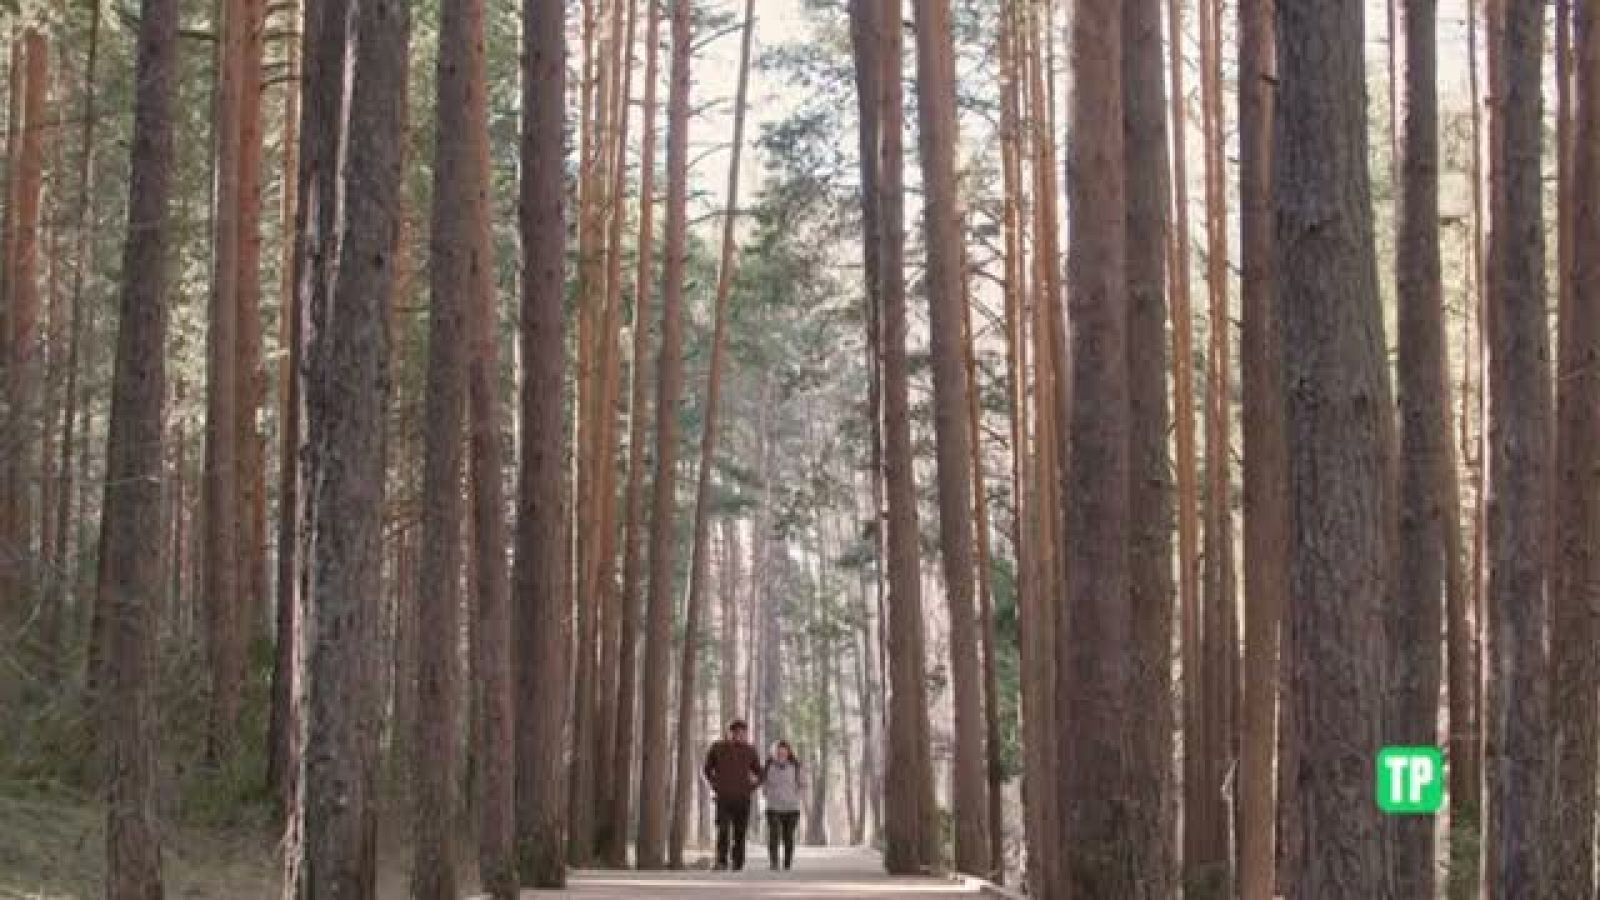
521, 847, 987, 899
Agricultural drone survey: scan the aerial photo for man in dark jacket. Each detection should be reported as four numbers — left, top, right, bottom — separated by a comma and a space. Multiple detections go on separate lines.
704, 719, 764, 871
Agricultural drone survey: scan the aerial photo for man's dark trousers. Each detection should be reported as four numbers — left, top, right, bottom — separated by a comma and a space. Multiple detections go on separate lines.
715, 795, 752, 870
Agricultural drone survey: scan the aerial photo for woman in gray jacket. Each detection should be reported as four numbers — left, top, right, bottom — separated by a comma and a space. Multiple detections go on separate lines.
761, 741, 805, 870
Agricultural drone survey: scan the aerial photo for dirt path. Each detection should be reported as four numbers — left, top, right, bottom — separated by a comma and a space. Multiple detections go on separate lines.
516, 847, 984, 899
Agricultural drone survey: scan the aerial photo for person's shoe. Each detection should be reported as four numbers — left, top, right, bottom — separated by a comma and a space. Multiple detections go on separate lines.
713, 862, 728, 872
770, 860, 779, 871
784, 861, 792, 871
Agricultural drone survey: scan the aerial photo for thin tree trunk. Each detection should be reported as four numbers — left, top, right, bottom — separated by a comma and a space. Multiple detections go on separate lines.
235, 0, 269, 659
1389, 1, 1448, 895
203, 0, 244, 757
1485, 0, 1549, 895
1021, 11, 1065, 893
1547, 3, 1600, 896
1166, 0, 1208, 885
866, 0, 937, 874
605, 0, 660, 867
1448, 4, 1484, 894
267, 0, 302, 810
667, 0, 755, 865
911, 0, 989, 875
1237, 0, 1287, 898
634, 0, 693, 870
514, 0, 570, 887
50, 0, 102, 684
720, 517, 740, 725
569, 0, 616, 858
3, 30, 47, 623
1198, 0, 1237, 886
1275, 1, 1394, 894
100, 0, 179, 891
592, 0, 639, 856
959, 245, 1005, 882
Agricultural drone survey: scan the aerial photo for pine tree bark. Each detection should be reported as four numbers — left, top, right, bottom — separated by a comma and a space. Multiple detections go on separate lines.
1447, 6, 1484, 894
50, 0, 101, 685
1485, 0, 1549, 895
605, 0, 661, 867
1058, 0, 1131, 895
634, 0, 692, 869
463, 0, 516, 881
409, 0, 488, 886
859, 0, 937, 874
1238, 1, 1287, 898
1165, 0, 1208, 884
1547, 6, 1600, 897
1275, 1, 1393, 895
1123, 0, 1176, 894
911, 0, 990, 875
203, 0, 245, 756
234, 0, 269, 658
592, 0, 639, 853
100, 0, 178, 892
1389, 1, 1448, 895
1022, 12, 1064, 891
284, 0, 409, 891
3, 30, 47, 622
1198, 0, 1238, 886
267, 0, 302, 810
514, 0, 570, 887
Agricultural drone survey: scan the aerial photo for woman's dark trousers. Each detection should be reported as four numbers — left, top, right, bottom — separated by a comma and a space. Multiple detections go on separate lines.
766, 810, 799, 869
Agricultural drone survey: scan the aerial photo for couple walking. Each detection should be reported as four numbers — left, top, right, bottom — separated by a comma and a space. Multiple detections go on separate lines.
702, 719, 806, 872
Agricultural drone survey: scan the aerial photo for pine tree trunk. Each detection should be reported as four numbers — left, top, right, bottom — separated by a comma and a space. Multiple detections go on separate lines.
592, 0, 639, 855
1123, 0, 1177, 894
1166, 0, 1208, 885
100, 0, 178, 892
409, 0, 488, 887
234, 0, 269, 659
1485, 0, 1549, 895
267, 0, 302, 810
464, 0, 516, 878
605, 0, 660, 866
3, 31, 47, 625
514, 0, 570, 886
1058, 0, 1131, 895
959, 240, 1005, 882
285, 0, 409, 891
1275, 1, 1393, 894
668, 0, 755, 865
203, 0, 244, 756
634, 0, 693, 870
861, 0, 937, 875
1021, 11, 1065, 892
1389, 1, 1448, 895
1447, 5, 1485, 895
1547, 4, 1600, 896
911, 0, 990, 875
51, 0, 102, 684
1237, 1, 1287, 898
1198, 0, 1238, 886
